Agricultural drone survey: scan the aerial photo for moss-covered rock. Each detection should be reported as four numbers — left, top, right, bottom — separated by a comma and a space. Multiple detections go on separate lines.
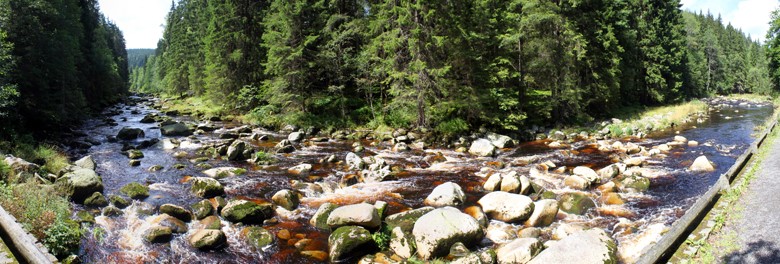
144, 226, 173, 243
191, 199, 214, 220
190, 177, 224, 198
83, 192, 108, 207
109, 194, 131, 208
385, 207, 434, 232
76, 210, 95, 223
157, 214, 189, 233
310, 203, 338, 230
102, 205, 123, 217
243, 226, 274, 249
160, 204, 193, 222
271, 189, 300, 210
120, 182, 149, 199
117, 127, 144, 140
617, 174, 650, 193
221, 199, 274, 225
189, 229, 226, 250
56, 168, 104, 203
161, 123, 193, 137
559, 192, 596, 215
125, 150, 144, 159
129, 159, 141, 166
200, 215, 222, 230
328, 226, 375, 262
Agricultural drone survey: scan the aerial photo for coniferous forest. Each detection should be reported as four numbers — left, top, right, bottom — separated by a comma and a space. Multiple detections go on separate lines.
0, 0, 128, 136
129, 0, 774, 136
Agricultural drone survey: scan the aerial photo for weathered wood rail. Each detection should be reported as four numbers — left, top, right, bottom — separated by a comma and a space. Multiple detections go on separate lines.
636, 112, 779, 264
0, 205, 57, 263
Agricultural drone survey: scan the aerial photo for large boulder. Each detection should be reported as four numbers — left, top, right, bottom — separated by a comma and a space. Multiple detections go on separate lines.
119, 182, 149, 199
524, 199, 559, 227
117, 127, 144, 140
144, 226, 173, 243
385, 207, 435, 231
221, 199, 274, 225
74, 156, 96, 170
190, 177, 224, 198
160, 204, 193, 222
469, 139, 497, 157
57, 168, 104, 203
478, 191, 534, 223
690, 155, 715, 172
271, 189, 300, 210
412, 207, 485, 260
310, 203, 339, 230
189, 229, 227, 250
423, 182, 465, 207
497, 238, 544, 264
487, 133, 515, 149
161, 123, 192, 137
288, 131, 305, 142
326, 203, 381, 229
573, 166, 599, 183
528, 229, 617, 264
328, 226, 375, 262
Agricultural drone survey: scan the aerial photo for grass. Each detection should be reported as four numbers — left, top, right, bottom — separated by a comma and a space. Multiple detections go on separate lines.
606, 100, 708, 137
160, 95, 227, 120
11, 143, 69, 175
0, 182, 82, 258
682, 114, 779, 263
723, 93, 774, 103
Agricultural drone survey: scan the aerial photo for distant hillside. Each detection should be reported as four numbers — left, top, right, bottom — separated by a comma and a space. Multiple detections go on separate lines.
128, 49, 155, 68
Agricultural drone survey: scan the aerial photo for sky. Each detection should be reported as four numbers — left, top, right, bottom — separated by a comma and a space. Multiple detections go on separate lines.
99, 0, 779, 49
97, 0, 170, 49
681, 0, 779, 42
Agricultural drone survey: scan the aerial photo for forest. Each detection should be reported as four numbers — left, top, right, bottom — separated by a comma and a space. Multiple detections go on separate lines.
0, 0, 128, 137
129, 0, 776, 137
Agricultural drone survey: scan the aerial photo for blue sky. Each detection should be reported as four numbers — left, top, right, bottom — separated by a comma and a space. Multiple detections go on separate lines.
682, 0, 779, 42
99, 0, 780, 49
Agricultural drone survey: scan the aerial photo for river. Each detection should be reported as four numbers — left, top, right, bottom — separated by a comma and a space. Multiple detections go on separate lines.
64, 96, 774, 263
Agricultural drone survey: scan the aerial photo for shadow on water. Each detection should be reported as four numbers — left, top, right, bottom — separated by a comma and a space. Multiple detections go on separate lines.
725, 240, 780, 264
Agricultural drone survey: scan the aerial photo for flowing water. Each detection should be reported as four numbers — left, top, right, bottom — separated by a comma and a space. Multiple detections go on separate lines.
65, 96, 774, 263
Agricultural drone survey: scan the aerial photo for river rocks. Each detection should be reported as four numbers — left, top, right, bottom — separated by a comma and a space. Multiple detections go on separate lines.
160, 204, 193, 222
227, 140, 247, 161
487, 133, 515, 149
329, 226, 374, 262
109, 195, 130, 209
57, 168, 104, 203
271, 189, 300, 210
200, 215, 222, 230
84, 192, 108, 207
346, 152, 364, 170
674, 135, 687, 143
140, 114, 157, 123
310, 203, 338, 230
484, 173, 502, 192
573, 166, 599, 183
486, 221, 518, 244
161, 122, 192, 137
597, 164, 620, 183
102, 205, 123, 216
464, 206, 488, 228
690, 155, 715, 172
190, 177, 224, 198
120, 182, 149, 199
496, 238, 543, 264
424, 182, 465, 207
288, 164, 312, 176
469, 139, 497, 157
202, 167, 244, 178
478, 191, 534, 223
385, 206, 434, 231
275, 140, 295, 153
129, 159, 141, 166
524, 199, 559, 227
390, 226, 416, 258
617, 173, 650, 193
500, 171, 523, 193
288, 131, 304, 142
527, 229, 617, 264
189, 229, 227, 250
125, 150, 144, 159
117, 127, 144, 140
75, 155, 96, 170
564, 175, 589, 190
221, 199, 274, 224
243, 226, 274, 249
327, 203, 381, 229
559, 192, 596, 215
412, 207, 484, 260
144, 226, 173, 243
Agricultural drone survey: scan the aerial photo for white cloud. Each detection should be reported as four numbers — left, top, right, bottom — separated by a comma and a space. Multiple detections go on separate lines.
98, 0, 171, 49
683, 0, 779, 42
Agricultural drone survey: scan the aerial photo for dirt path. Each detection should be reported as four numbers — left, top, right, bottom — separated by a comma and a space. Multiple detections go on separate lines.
721, 135, 780, 263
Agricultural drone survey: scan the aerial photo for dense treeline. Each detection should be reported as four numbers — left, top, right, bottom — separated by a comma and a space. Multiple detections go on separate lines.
131, 0, 772, 135
128, 49, 156, 68
0, 0, 129, 135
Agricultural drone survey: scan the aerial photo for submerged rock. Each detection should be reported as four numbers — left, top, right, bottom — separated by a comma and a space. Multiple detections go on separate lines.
243, 226, 274, 249
120, 182, 150, 199
559, 192, 596, 215
412, 207, 484, 260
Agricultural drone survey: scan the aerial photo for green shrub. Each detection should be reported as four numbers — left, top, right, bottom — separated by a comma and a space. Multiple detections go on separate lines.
371, 224, 391, 251
435, 118, 470, 138
43, 219, 82, 258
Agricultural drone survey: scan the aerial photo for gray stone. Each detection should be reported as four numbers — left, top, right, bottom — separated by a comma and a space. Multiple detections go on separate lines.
117, 127, 144, 140
497, 238, 543, 264
221, 199, 274, 225
310, 203, 338, 230
469, 139, 497, 157
190, 177, 224, 198
57, 168, 104, 203
424, 182, 466, 207
487, 133, 515, 149
272, 189, 300, 210
327, 203, 381, 229
328, 226, 374, 262
161, 123, 192, 137
478, 191, 534, 223
75, 156, 96, 170
524, 199, 559, 227
412, 207, 484, 260
528, 229, 617, 264
189, 229, 227, 250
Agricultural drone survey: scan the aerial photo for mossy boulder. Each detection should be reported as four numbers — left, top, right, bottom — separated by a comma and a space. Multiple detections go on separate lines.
161, 123, 193, 137
74, 156, 96, 170
102, 205, 123, 217
385, 206, 434, 231
117, 127, 144, 140
57, 168, 104, 203
328, 226, 375, 262
310, 203, 338, 230
76, 210, 95, 223
191, 200, 214, 220
221, 199, 274, 225
125, 150, 144, 159
412, 207, 485, 260
190, 177, 224, 198
617, 174, 650, 193
271, 189, 300, 210
559, 192, 596, 215
109, 195, 131, 209
84, 192, 108, 207
120, 182, 149, 199
144, 226, 173, 243
200, 216, 222, 230
243, 226, 274, 249
160, 204, 193, 222
189, 229, 227, 250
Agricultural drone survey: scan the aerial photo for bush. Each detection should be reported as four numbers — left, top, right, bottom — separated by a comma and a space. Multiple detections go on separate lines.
43, 219, 82, 258
435, 118, 470, 138
12, 143, 68, 174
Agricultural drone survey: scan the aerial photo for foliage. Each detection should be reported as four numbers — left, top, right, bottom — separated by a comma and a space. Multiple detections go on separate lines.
11, 143, 69, 174
0, 183, 82, 258
371, 224, 391, 251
